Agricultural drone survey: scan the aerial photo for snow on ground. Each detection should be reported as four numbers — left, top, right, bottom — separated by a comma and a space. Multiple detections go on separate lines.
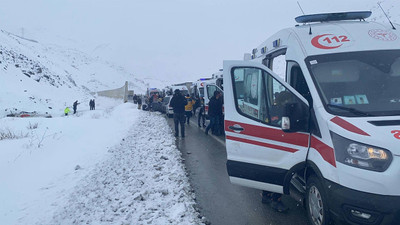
0, 99, 203, 225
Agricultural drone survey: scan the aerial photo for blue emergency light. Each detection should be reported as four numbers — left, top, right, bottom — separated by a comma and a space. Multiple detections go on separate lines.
295, 11, 372, 23
273, 39, 281, 48
261, 46, 267, 54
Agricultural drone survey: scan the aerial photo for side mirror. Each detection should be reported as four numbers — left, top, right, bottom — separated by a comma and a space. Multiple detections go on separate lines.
281, 102, 309, 133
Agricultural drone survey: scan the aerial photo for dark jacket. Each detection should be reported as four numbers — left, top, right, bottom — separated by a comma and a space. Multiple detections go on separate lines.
73, 101, 78, 110
170, 93, 187, 114
208, 96, 223, 117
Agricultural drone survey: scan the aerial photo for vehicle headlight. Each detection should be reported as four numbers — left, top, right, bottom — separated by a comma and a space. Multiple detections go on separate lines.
331, 132, 392, 172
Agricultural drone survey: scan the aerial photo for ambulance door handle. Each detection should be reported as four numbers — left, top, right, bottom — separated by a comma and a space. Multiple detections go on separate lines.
228, 125, 244, 132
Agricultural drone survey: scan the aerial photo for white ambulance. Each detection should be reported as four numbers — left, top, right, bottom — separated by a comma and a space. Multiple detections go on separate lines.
191, 78, 211, 98
170, 85, 189, 96
204, 70, 224, 118
224, 11, 400, 225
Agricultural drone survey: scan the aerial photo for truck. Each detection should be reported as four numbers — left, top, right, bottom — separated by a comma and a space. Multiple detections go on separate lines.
223, 11, 400, 225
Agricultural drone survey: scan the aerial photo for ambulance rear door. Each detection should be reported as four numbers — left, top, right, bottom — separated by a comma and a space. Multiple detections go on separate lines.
224, 60, 310, 193
204, 83, 223, 117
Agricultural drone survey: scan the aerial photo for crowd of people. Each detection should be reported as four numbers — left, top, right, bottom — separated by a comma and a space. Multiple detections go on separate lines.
133, 89, 224, 139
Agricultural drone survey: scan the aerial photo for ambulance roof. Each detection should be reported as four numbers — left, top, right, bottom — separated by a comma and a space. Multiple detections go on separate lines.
252, 12, 400, 60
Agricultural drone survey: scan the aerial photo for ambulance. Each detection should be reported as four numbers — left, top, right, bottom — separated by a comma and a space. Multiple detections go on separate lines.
224, 11, 400, 225
191, 78, 211, 98
170, 85, 189, 96
204, 70, 224, 118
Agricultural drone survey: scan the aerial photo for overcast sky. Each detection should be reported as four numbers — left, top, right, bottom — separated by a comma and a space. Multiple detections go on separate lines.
1, 0, 398, 85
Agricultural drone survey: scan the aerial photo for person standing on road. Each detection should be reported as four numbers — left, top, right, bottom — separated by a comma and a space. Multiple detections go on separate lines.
205, 91, 223, 135
137, 96, 142, 110
170, 89, 187, 137
197, 96, 206, 127
192, 95, 200, 115
184, 94, 195, 125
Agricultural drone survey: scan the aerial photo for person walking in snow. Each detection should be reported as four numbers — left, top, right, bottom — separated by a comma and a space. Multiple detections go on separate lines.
73, 100, 79, 114
170, 89, 187, 137
137, 96, 142, 109
64, 107, 70, 116
92, 99, 95, 110
89, 99, 93, 110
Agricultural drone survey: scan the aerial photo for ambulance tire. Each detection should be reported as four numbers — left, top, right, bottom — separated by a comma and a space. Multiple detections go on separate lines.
305, 175, 331, 225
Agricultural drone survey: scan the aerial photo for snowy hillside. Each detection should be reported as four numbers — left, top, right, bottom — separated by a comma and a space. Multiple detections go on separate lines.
0, 30, 149, 118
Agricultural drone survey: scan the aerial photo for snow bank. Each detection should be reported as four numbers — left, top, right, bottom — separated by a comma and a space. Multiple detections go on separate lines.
0, 101, 202, 225
49, 111, 202, 224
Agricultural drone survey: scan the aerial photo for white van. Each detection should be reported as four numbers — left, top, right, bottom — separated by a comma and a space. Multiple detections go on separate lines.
204, 71, 224, 118
171, 85, 189, 97
224, 11, 400, 225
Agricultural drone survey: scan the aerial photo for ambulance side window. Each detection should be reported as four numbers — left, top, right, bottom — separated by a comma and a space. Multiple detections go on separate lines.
207, 85, 217, 99
232, 68, 267, 122
266, 76, 291, 127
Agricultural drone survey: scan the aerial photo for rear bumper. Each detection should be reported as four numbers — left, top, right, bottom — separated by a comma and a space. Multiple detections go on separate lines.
324, 179, 400, 225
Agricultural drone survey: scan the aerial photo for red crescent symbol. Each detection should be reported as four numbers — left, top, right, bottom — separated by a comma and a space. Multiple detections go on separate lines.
391, 130, 400, 139
311, 34, 343, 49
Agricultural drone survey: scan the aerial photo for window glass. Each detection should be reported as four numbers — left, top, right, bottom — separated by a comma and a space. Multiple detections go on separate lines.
232, 67, 300, 127
266, 75, 291, 127
271, 54, 287, 80
207, 85, 218, 99
307, 50, 400, 116
199, 87, 204, 97
233, 68, 266, 122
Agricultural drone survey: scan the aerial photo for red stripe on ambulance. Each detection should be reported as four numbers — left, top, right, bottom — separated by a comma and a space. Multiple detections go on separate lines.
311, 136, 336, 167
331, 116, 370, 136
225, 120, 308, 147
226, 135, 299, 153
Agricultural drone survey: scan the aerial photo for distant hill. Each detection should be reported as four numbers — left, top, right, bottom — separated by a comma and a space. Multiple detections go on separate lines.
0, 30, 148, 117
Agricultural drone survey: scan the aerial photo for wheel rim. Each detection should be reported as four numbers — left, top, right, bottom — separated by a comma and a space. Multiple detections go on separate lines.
308, 185, 324, 225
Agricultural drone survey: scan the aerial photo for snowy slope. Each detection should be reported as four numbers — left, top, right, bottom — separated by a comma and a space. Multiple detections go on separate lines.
0, 30, 150, 118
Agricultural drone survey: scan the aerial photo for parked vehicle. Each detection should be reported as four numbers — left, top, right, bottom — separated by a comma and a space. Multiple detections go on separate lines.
161, 95, 173, 117
190, 78, 210, 98
203, 71, 224, 118
170, 85, 189, 97
224, 11, 400, 225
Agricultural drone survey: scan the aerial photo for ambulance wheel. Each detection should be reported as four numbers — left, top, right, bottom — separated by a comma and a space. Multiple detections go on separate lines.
305, 175, 331, 225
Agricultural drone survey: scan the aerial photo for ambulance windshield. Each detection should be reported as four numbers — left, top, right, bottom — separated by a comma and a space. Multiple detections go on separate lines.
307, 50, 400, 117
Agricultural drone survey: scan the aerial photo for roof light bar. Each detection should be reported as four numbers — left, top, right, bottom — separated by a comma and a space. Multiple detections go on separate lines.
295, 11, 372, 23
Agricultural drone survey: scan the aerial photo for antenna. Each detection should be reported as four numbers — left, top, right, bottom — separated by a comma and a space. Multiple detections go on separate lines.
378, 2, 396, 30
297, 1, 312, 35
297, 1, 305, 15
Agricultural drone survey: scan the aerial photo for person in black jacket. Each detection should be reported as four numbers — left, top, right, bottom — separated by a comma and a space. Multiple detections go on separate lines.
205, 91, 223, 135
170, 89, 187, 137
73, 100, 79, 114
